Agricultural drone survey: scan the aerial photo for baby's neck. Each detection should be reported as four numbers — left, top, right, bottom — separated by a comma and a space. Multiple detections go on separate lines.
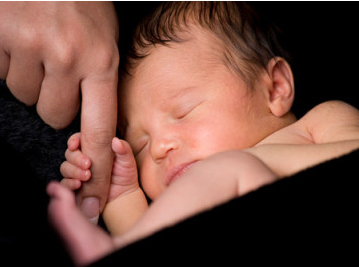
281, 111, 297, 127
256, 111, 315, 146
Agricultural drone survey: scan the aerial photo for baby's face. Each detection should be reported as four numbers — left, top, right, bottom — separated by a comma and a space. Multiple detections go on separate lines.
120, 29, 277, 200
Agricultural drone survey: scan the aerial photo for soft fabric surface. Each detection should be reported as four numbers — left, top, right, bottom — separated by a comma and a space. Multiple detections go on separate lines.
0, 137, 72, 265
0, 80, 79, 183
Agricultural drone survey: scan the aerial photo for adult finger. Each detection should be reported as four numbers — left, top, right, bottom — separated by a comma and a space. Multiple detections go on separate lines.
5, 50, 44, 105
0, 49, 10, 79
37, 69, 81, 129
76, 55, 119, 221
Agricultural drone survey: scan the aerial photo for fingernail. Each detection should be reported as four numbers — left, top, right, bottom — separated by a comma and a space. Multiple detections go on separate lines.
83, 170, 91, 180
81, 197, 99, 224
83, 158, 91, 168
89, 216, 99, 225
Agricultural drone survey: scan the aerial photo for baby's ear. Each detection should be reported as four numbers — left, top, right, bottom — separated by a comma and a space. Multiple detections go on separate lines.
266, 57, 294, 117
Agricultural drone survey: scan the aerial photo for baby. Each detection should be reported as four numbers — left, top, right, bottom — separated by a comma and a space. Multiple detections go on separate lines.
48, 2, 359, 265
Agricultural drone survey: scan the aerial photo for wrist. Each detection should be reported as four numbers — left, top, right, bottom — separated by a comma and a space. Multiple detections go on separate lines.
107, 183, 141, 203
103, 188, 148, 236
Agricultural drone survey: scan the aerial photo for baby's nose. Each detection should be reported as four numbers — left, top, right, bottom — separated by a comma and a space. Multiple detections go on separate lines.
150, 137, 179, 163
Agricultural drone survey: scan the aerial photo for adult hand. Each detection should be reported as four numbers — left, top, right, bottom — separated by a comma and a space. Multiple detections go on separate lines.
0, 2, 119, 221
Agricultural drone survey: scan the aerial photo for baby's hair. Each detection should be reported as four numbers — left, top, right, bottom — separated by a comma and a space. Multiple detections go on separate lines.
123, 2, 288, 88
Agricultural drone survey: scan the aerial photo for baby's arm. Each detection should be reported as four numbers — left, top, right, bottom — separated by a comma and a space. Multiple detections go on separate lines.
113, 151, 277, 247
61, 133, 148, 235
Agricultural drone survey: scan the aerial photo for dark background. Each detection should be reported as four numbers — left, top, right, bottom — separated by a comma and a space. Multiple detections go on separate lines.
251, 2, 359, 117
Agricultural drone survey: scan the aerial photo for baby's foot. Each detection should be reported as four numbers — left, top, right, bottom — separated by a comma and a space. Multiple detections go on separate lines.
47, 182, 115, 266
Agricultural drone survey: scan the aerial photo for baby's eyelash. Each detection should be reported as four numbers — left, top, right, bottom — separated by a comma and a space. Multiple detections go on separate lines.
175, 108, 192, 119
174, 100, 204, 120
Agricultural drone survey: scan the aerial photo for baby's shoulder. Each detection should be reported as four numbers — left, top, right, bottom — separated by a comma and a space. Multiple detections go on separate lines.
303, 100, 358, 120
300, 100, 359, 143
259, 100, 359, 146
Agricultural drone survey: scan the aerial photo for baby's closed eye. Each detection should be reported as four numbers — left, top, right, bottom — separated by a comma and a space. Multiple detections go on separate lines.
171, 99, 205, 120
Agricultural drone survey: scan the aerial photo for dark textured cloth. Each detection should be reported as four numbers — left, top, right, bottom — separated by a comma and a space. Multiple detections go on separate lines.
0, 80, 79, 183
0, 138, 72, 266
0, 81, 78, 265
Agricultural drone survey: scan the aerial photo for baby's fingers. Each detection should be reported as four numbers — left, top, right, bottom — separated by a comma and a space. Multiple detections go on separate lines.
112, 137, 135, 159
67, 132, 81, 151
61, 178, 82, 191
65, 149, 91, 170
60, 161, 91, 182
111, 137, 137, 177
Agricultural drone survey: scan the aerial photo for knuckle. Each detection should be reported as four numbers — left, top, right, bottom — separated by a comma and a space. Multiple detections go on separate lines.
18, 27, 42, 52
37, 106, 72, 129
92, 43, 119, 73
36, 97, 80, 130
53, 43, 77, 70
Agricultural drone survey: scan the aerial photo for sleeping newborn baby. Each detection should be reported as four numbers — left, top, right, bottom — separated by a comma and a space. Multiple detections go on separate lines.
47, 2, 359, 265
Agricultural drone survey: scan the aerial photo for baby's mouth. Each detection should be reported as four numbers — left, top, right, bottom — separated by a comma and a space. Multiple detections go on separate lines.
165, 161, 198, 186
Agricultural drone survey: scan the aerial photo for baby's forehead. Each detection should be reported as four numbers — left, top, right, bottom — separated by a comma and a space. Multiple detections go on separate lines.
119, 35, 248, 108
129, 26, 230, 75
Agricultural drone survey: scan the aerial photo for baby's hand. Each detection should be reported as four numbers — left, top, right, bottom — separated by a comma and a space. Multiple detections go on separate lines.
107, 137, 139, 203
60, 133, 92, 190
61, 133, 139, 203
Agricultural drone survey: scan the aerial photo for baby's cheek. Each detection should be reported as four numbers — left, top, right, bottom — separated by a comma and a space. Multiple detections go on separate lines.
139, 169, 165, 201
